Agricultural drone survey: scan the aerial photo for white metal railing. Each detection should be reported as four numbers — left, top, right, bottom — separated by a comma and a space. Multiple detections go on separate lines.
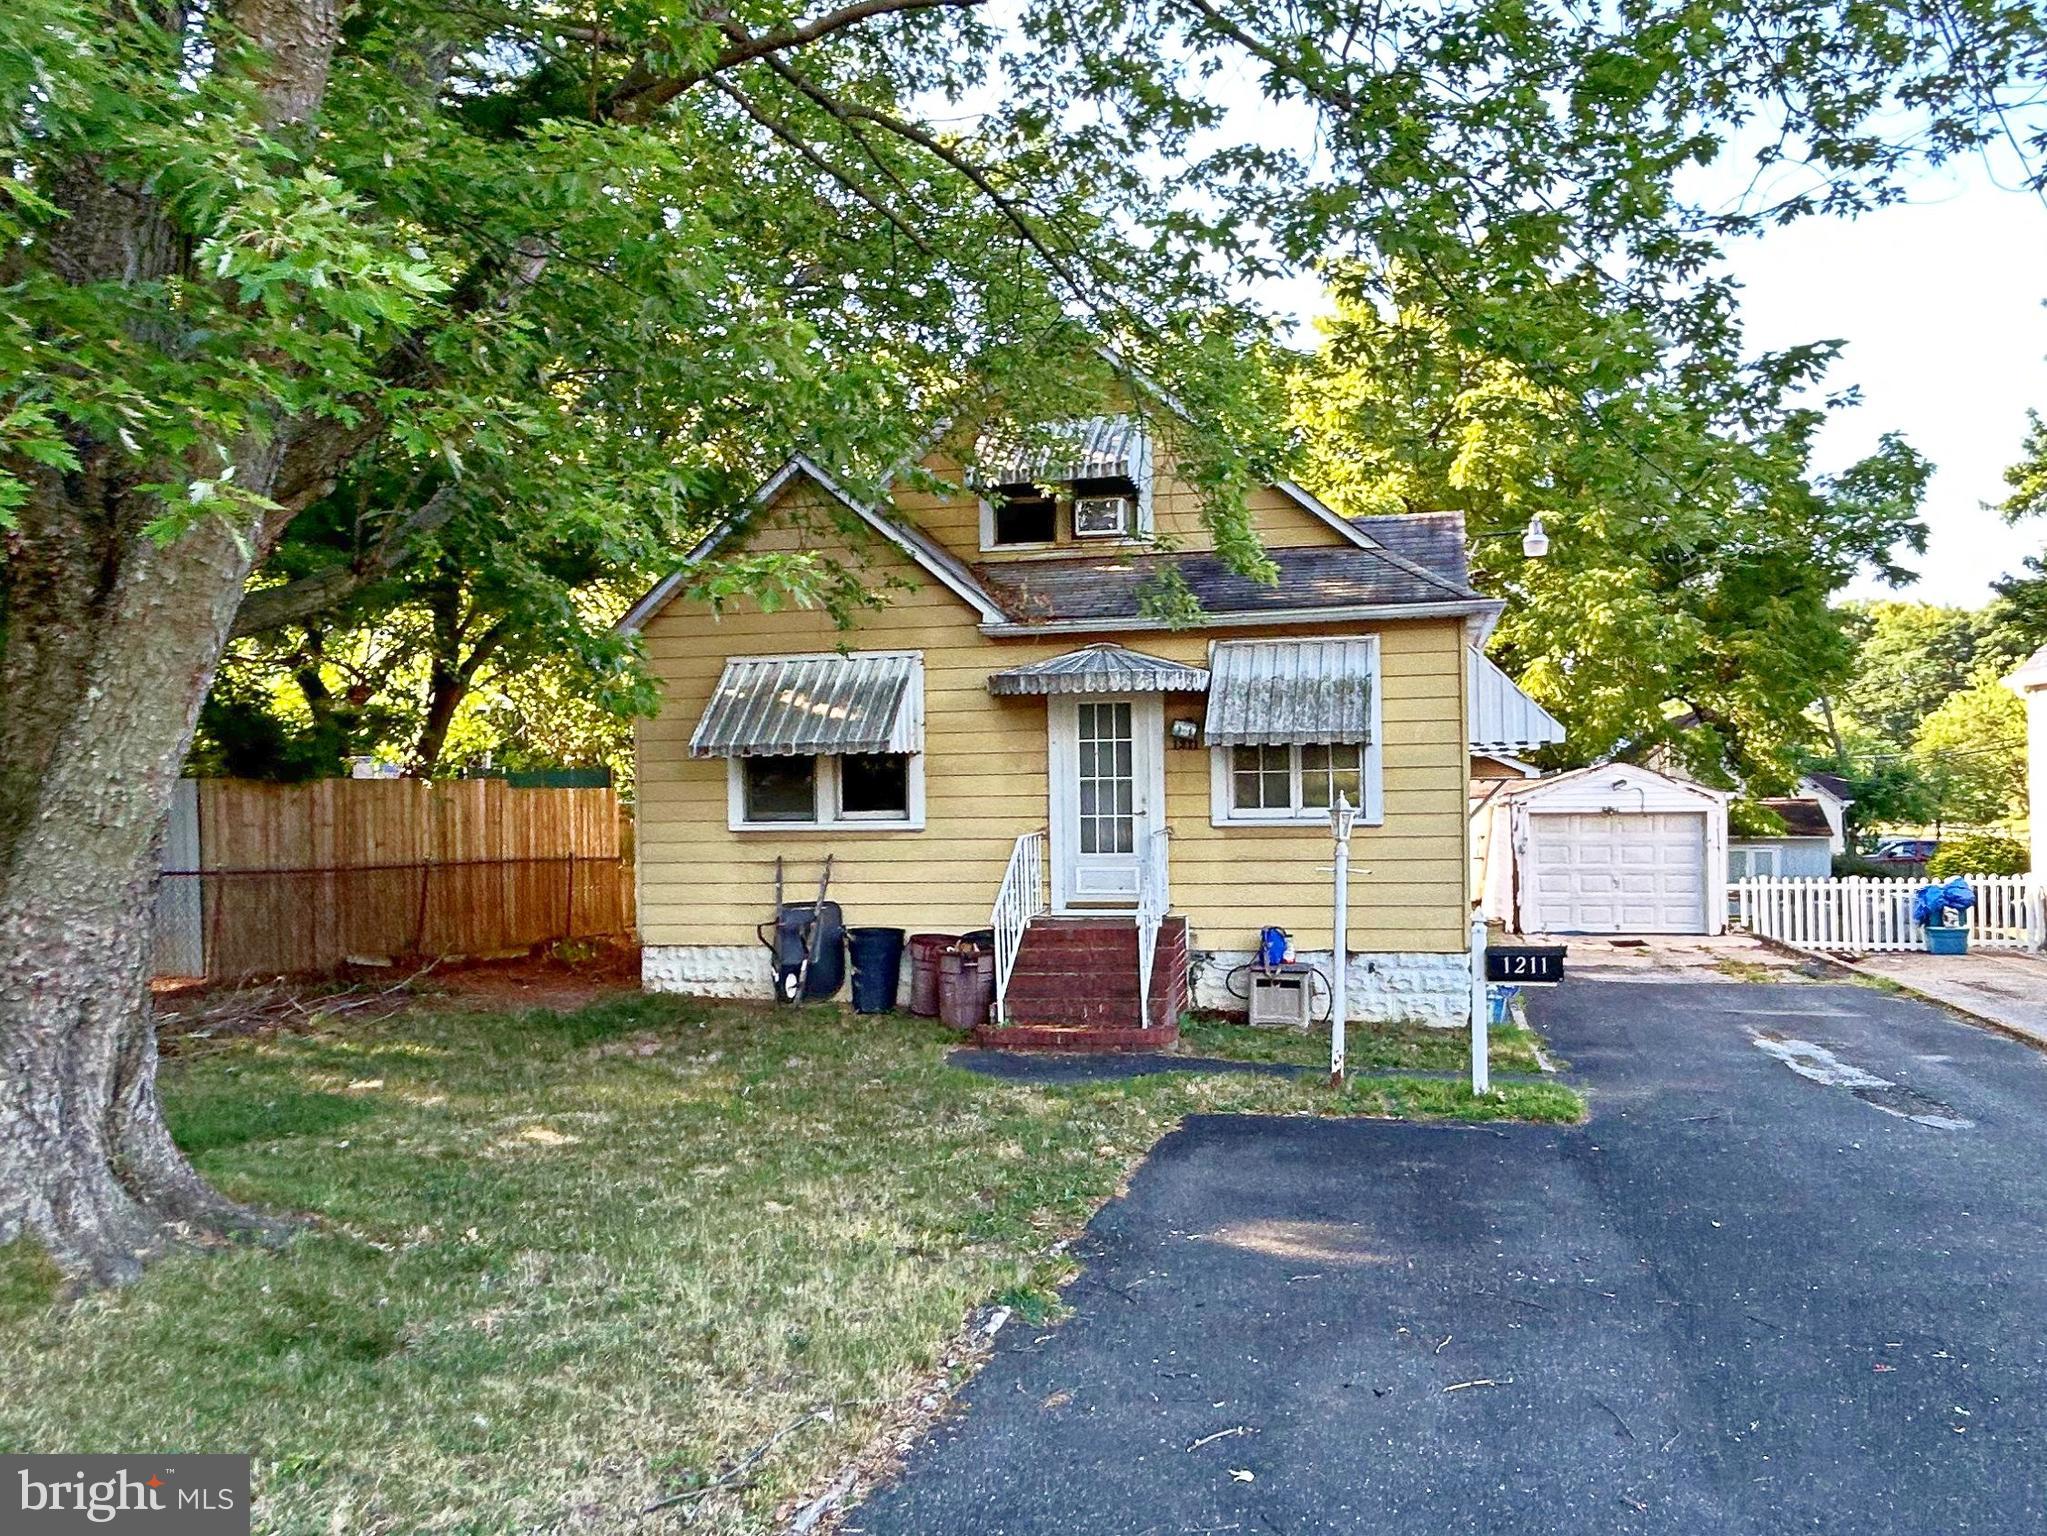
1731, 874, 2044, 955
990, 831, 1048, 1025
1135, 825, 1172, 1027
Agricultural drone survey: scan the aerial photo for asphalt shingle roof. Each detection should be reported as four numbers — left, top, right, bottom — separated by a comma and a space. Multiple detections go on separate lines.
1350, 512, 1470, 588
973, 540, 1478, 625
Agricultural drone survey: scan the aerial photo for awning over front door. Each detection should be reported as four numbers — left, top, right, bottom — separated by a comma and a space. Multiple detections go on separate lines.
689, 652, 922, 757
987, 643, 1210, 697
1204, 638, 1374, 746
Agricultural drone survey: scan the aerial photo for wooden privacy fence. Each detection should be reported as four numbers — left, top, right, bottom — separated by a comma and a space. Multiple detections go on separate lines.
153, 777, 634, 981
1731, 874, 2045, 955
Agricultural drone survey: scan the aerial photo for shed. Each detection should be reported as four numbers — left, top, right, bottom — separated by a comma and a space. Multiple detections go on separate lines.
1477, 763, 1729, 935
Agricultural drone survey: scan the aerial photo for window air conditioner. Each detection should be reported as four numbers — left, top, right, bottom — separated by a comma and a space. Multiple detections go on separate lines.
1073, 495, 1133, 537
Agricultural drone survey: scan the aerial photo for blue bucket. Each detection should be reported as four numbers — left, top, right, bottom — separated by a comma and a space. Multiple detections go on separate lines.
1925, 925, 1968, 957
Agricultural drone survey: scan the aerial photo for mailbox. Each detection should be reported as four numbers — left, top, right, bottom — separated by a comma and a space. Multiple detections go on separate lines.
1486, 945, 1566, 986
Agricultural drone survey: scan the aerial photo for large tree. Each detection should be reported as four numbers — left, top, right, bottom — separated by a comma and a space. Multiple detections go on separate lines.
7, 0, 2044, 1287
1292, 277, 1932, 789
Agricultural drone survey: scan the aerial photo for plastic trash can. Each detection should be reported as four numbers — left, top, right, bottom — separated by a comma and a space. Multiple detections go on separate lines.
907, 933, 957, 1017
939, 946, 995, 1030
848, 927, 907, 1013
1925, 925, 1969, 956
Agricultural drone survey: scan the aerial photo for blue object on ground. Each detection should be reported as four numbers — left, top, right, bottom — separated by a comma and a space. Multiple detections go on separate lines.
1487, 984, 1521, 1025
1926, 925, 1970, 956
1913, 877, 1977, 929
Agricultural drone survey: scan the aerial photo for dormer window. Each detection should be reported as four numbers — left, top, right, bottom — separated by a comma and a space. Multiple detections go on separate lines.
974, 415, 1154, 552
989, 483, 1058, 547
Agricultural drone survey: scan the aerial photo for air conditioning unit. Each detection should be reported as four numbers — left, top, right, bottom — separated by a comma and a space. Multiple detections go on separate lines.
1073, 495, 1133, 537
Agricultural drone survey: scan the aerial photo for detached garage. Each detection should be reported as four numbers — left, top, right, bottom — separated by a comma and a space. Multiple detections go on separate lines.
1475, 763, 1729, 936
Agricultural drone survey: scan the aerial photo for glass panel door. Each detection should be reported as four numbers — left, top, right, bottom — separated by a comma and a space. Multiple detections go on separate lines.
1076, 701, 1135, 856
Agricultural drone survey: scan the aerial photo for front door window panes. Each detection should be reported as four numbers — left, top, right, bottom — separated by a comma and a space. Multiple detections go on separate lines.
1076, 701, 1135, 855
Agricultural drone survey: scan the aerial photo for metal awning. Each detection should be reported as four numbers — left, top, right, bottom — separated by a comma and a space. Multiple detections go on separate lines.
1204, 639, 1374, 747
974, 415, 1151, 486
689, 653, 922, 758
987, 643, 1210, 697
1468, 647, 1566, 755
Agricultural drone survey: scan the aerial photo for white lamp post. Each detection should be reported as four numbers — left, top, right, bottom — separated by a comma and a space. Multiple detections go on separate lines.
1329, 792, 1358, 1085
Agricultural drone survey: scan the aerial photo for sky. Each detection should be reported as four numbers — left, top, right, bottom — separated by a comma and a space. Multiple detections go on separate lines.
1213, 78, 2047, 610
1725, 156, 2047, 607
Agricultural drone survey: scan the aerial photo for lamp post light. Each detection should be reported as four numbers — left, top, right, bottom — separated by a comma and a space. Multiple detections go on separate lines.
1520, 514, 1550, 560
1328, 792, 1359, 1086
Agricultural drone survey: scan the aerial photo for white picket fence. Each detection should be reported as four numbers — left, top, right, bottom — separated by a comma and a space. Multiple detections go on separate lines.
1731, 874, 2045, 955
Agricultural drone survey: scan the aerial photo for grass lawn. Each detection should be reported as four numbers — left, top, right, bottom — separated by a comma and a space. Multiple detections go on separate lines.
1178, 1015, 1550, 1074
0, 996, 1581, 1534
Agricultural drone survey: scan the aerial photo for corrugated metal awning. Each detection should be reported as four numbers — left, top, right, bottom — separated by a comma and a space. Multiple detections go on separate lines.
975, 415, 1150, 486
1468, 648, 1566, 755
689, 653, 922, 758
1204, 639, 1374, 747
987, 643, 1209, 696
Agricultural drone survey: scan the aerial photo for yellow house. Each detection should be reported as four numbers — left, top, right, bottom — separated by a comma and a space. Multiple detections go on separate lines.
622, 417, 1536, 1034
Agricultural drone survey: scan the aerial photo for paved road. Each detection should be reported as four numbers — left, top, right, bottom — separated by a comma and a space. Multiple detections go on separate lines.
853, 981, 2047, 1535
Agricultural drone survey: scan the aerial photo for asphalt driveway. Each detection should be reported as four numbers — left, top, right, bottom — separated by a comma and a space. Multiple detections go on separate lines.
852, 981, 2047, 1534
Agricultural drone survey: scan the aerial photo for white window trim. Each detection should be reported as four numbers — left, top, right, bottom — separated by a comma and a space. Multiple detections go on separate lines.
727, 751, 926, 832
1206, 635, 1383, 828
978, 492, 1059, 553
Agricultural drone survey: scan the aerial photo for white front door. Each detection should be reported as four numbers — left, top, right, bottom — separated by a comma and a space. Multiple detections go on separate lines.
1522, 811, 1710, 934
1048, 695, 1163, 909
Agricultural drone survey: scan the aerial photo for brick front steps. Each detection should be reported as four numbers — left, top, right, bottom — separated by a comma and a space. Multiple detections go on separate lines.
984, 914, 1191, 1046
970, 1020, 1182, 1052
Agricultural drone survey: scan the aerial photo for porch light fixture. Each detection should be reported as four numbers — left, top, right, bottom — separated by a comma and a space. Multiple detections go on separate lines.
1520, 514, 1550, 560
1169, 717, 1201, 747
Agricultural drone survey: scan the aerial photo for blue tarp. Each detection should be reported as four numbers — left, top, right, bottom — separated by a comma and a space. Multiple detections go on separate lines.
1913, 877, 1977, 928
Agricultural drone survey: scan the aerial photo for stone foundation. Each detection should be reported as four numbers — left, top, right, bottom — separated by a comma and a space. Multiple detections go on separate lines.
1188, 948, 1471, 1027
644, 942, 1473, 1028
642, 943, 916, 1001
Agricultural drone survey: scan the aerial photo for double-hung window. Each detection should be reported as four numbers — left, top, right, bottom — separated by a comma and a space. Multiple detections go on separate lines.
1206, 637, 1382, 826
689, 651, 927, 831
737, 752, 917, 827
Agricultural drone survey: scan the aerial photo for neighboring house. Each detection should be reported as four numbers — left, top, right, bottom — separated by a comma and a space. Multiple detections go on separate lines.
2006, 646, 2047, 877
619, 413, 1542, 1027
1728, 772, 1854, 879
1474, 762, 1730, 935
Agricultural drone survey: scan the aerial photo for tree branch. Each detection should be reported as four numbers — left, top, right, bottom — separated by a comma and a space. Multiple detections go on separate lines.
232, 483, 465, 637
607, 0, 983, 120
710, 77, 933, 253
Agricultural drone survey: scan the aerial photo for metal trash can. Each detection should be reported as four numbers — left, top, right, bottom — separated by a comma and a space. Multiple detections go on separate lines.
938, 945, 995, 1030
907, 933, 956, 1017
848, 927, 907, 1013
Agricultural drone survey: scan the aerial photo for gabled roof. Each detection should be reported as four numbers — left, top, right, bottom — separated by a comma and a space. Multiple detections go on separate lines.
1753, 798, 1833, 838
1799, 771, 1852, 807
1496, 760, 1730, 806
1351, 512, 1471, 589
616, 455, 1005, 633
2006, 644, 2047, 694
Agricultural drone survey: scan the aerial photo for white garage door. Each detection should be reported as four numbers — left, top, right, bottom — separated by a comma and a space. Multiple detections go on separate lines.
1525, 811, 1709, 934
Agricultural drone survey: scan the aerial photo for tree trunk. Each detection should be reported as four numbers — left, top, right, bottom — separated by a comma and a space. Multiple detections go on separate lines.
0, 479, 293, 1287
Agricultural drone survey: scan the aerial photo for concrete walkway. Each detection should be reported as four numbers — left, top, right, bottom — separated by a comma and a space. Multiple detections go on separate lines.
1850, 950, 2047, 1050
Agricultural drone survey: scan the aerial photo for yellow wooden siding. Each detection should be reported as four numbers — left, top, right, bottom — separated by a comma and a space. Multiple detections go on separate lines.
637, 498, 1470, 956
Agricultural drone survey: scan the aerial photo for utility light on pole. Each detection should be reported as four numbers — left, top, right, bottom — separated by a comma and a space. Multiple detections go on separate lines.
1329, 792, 1358, 1086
